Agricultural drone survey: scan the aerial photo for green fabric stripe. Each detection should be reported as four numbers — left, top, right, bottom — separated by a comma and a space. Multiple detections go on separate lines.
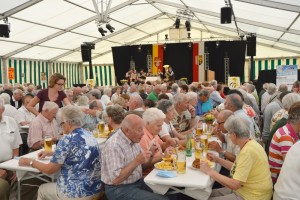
271, 60, 275, 70
104, 66, 107, 85
95, 66, 99, 86
264, 60, 268, 70
13, 59, 17, 84
278, 59, 281, 66
99, 67, 103, 86
38, 61, 41, 86
286, 59, 290, 65
46, 62, 49, 89
34, 61, 37, 85
293, 58, 297, 65
29, 61, 32, 83
18, 60, 22, 84
42, 62, 45, 89
24, 60, 27, 83
258, 60, 262, 79
108, 66, 112, 85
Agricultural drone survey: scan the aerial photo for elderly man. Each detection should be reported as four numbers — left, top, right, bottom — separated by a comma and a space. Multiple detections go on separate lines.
128, 94, 144, 112
0, 97, 22, 200
101, 88, 112, 106
201, 116, 272, 200
269, 102, 300, 184
82, 100, 103, 131
261, 83, 277, 113
224, 94, 256, 139
19, 105, 102, 200
0, 93, 18, 118
171, 93, 194, 133
146, 84, 161, 102
15, 94, 36, 155
209, 110, 239, 162
27, 102, 59, 151
196, 89, 213, 116
11, 89, 24, 109
101, 114, 168, 200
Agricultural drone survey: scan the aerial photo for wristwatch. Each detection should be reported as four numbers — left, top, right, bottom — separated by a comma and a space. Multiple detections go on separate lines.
29, 159, 35, 167
219, 150, 226, 157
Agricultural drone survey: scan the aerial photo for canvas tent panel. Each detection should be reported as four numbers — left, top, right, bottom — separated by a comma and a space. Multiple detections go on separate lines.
108, 29, 148, 44
237, 23, 284, 39
40, 32, 95, 49
0, 41, 26, 55
270, 0, 300, 6
93, 41, 116, 54
274, 43, 300, 52
153, 3, 178, 16
290, 19, 300, 30
13, 0, 95, 29
280, 33, 300, 43
184, 0, 224, 13
13, 46, 68, 60
57, 52, 82, 62
136, 18, 174, 34
0, 0, 30, 13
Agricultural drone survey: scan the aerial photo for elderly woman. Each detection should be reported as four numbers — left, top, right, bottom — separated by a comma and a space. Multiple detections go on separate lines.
19, 105, 102, 200
139, 108, 174, 175
105, 104, 125, 137
157, 99, 185, 143
200, 116, 272, 200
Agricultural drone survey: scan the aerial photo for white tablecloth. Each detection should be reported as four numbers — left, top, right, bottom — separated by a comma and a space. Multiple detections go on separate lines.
144, 153, 221, 200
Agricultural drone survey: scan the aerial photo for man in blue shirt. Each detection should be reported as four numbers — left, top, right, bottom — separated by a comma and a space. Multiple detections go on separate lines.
196, 89, 213, 116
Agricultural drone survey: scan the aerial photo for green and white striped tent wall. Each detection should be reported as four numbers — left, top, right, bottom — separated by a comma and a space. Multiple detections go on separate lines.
250, 57, 299, 80
0, 58, 81, 89
51, 62, 81, 89
83, 65, 116, 86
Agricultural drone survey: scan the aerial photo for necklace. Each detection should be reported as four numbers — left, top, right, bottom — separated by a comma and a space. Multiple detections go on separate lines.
240, 139, 251, 150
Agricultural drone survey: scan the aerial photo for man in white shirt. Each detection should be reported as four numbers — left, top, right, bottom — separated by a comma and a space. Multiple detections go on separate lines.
100, 88, 112, 106
11, 89, 23, 109
0, 93, 18, 118
0, 97, 22, 200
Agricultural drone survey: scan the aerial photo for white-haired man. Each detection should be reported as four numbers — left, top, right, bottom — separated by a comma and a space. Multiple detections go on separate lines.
11, 89, 24, 109
101, 87, 112, 106
0, 93, 18, 118
0, 97, 22, 200
27, 102, 59, 151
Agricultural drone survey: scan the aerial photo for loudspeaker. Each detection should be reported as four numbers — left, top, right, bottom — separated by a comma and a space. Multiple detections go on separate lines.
221, 7, 232, 24
246, 35, 256, 56
81, 44, 91, 62
0, 24, 9, 38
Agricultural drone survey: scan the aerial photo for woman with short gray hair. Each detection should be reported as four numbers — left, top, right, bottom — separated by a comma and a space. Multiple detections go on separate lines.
140, 107, 174, 175
19, 105, 102, 200
200, 115, 272, 200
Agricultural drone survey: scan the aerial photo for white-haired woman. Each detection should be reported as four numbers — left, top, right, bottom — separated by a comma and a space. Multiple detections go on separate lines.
101, 88, 112, 106
140, 108, 174, 175
19, 105, 102, 200
200, 116, 272, 200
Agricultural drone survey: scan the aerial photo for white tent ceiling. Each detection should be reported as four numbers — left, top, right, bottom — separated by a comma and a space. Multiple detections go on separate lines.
0, 0, 299, 64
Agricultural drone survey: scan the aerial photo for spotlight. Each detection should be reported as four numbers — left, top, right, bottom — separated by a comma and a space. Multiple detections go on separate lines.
165, 34, 168, 40
188, 42, 192, 48
138, 44, 142, 52
174, 18, 180, 29
216, 41, 220, 48
185, 20, 191, 31
187, 32, 191, 39
163, 43, 167, 51
106, 23, 115, 33
98, 27, 107, 36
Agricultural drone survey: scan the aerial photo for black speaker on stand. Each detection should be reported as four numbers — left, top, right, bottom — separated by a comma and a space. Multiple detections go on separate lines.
246, 35, 256, 56
221, 7, 232, 24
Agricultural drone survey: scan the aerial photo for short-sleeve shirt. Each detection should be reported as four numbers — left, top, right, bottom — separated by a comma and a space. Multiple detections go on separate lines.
0, 116, 23, 162
269, 123, 298, 183
101, 129, 142, 185
172, 110, 191, 132
159, 122, 175, 138
231, 140, 272, 200
36, 89, 67, 112
50, 128, 102, 198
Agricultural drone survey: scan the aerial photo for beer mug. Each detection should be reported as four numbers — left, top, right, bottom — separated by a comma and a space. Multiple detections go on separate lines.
44, 135, 52, 152
176, 149, 186, 174
200, 134, 208, 153
196, 123, 203, 136
98, 121, 105, 133
93, 130, 99, 138
195, 137, 202, 159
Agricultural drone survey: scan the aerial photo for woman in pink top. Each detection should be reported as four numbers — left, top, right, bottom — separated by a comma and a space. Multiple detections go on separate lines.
139, 108, 174, 175
27, 73, 71, 116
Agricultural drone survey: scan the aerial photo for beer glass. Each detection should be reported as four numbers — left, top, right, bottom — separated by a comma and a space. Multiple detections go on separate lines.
200, 134, 208, 153
176, 149, 186, 174
93, 130, 99, 138
196, 123, 203, 136
44, 135, 52, 152
206, 124, 213, 139
98, 121, 105, 133
195, 137, 202, 159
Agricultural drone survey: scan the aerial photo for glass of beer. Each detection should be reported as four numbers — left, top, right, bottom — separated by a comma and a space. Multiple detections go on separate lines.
93, 130, 99, 138
176, 149, 186, 174
44, 135, 52, 152
200, 134, 208, 153
98, 121, 105, 134
196, 123, 203, 136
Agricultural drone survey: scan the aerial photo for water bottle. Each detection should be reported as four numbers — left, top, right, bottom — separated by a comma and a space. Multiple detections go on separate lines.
186, 133, 192, 157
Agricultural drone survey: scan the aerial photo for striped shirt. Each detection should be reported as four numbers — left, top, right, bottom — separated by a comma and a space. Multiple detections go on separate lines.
101, 128, 142, 185
269, 123, 298, 183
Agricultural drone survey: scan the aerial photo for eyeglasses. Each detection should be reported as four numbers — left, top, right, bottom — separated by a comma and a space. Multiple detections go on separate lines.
56, 83, 64, 86
217, 121, 225, 125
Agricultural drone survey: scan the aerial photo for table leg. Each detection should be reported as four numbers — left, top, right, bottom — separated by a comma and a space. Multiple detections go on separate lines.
17, 180, 21, 200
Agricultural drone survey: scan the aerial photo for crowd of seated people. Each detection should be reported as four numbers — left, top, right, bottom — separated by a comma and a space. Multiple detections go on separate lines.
0, 71, 300, 200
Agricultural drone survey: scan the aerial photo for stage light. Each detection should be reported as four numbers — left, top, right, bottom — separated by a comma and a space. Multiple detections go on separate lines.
185, 20, 191, 31
174, 18, 180, 29
163, 43, 167, 51
188, 42, 192, 48
106, 23, 115, 33
165, 34, 168, 40
98, 27, 107, 36
138, 44, 142, 52
187, 32, 191, 39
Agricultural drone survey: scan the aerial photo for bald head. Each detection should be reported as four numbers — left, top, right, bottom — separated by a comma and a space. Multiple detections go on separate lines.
121, 114, 145, 143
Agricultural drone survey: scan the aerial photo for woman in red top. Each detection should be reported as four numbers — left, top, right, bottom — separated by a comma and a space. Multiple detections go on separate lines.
27, 73, 71, 115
